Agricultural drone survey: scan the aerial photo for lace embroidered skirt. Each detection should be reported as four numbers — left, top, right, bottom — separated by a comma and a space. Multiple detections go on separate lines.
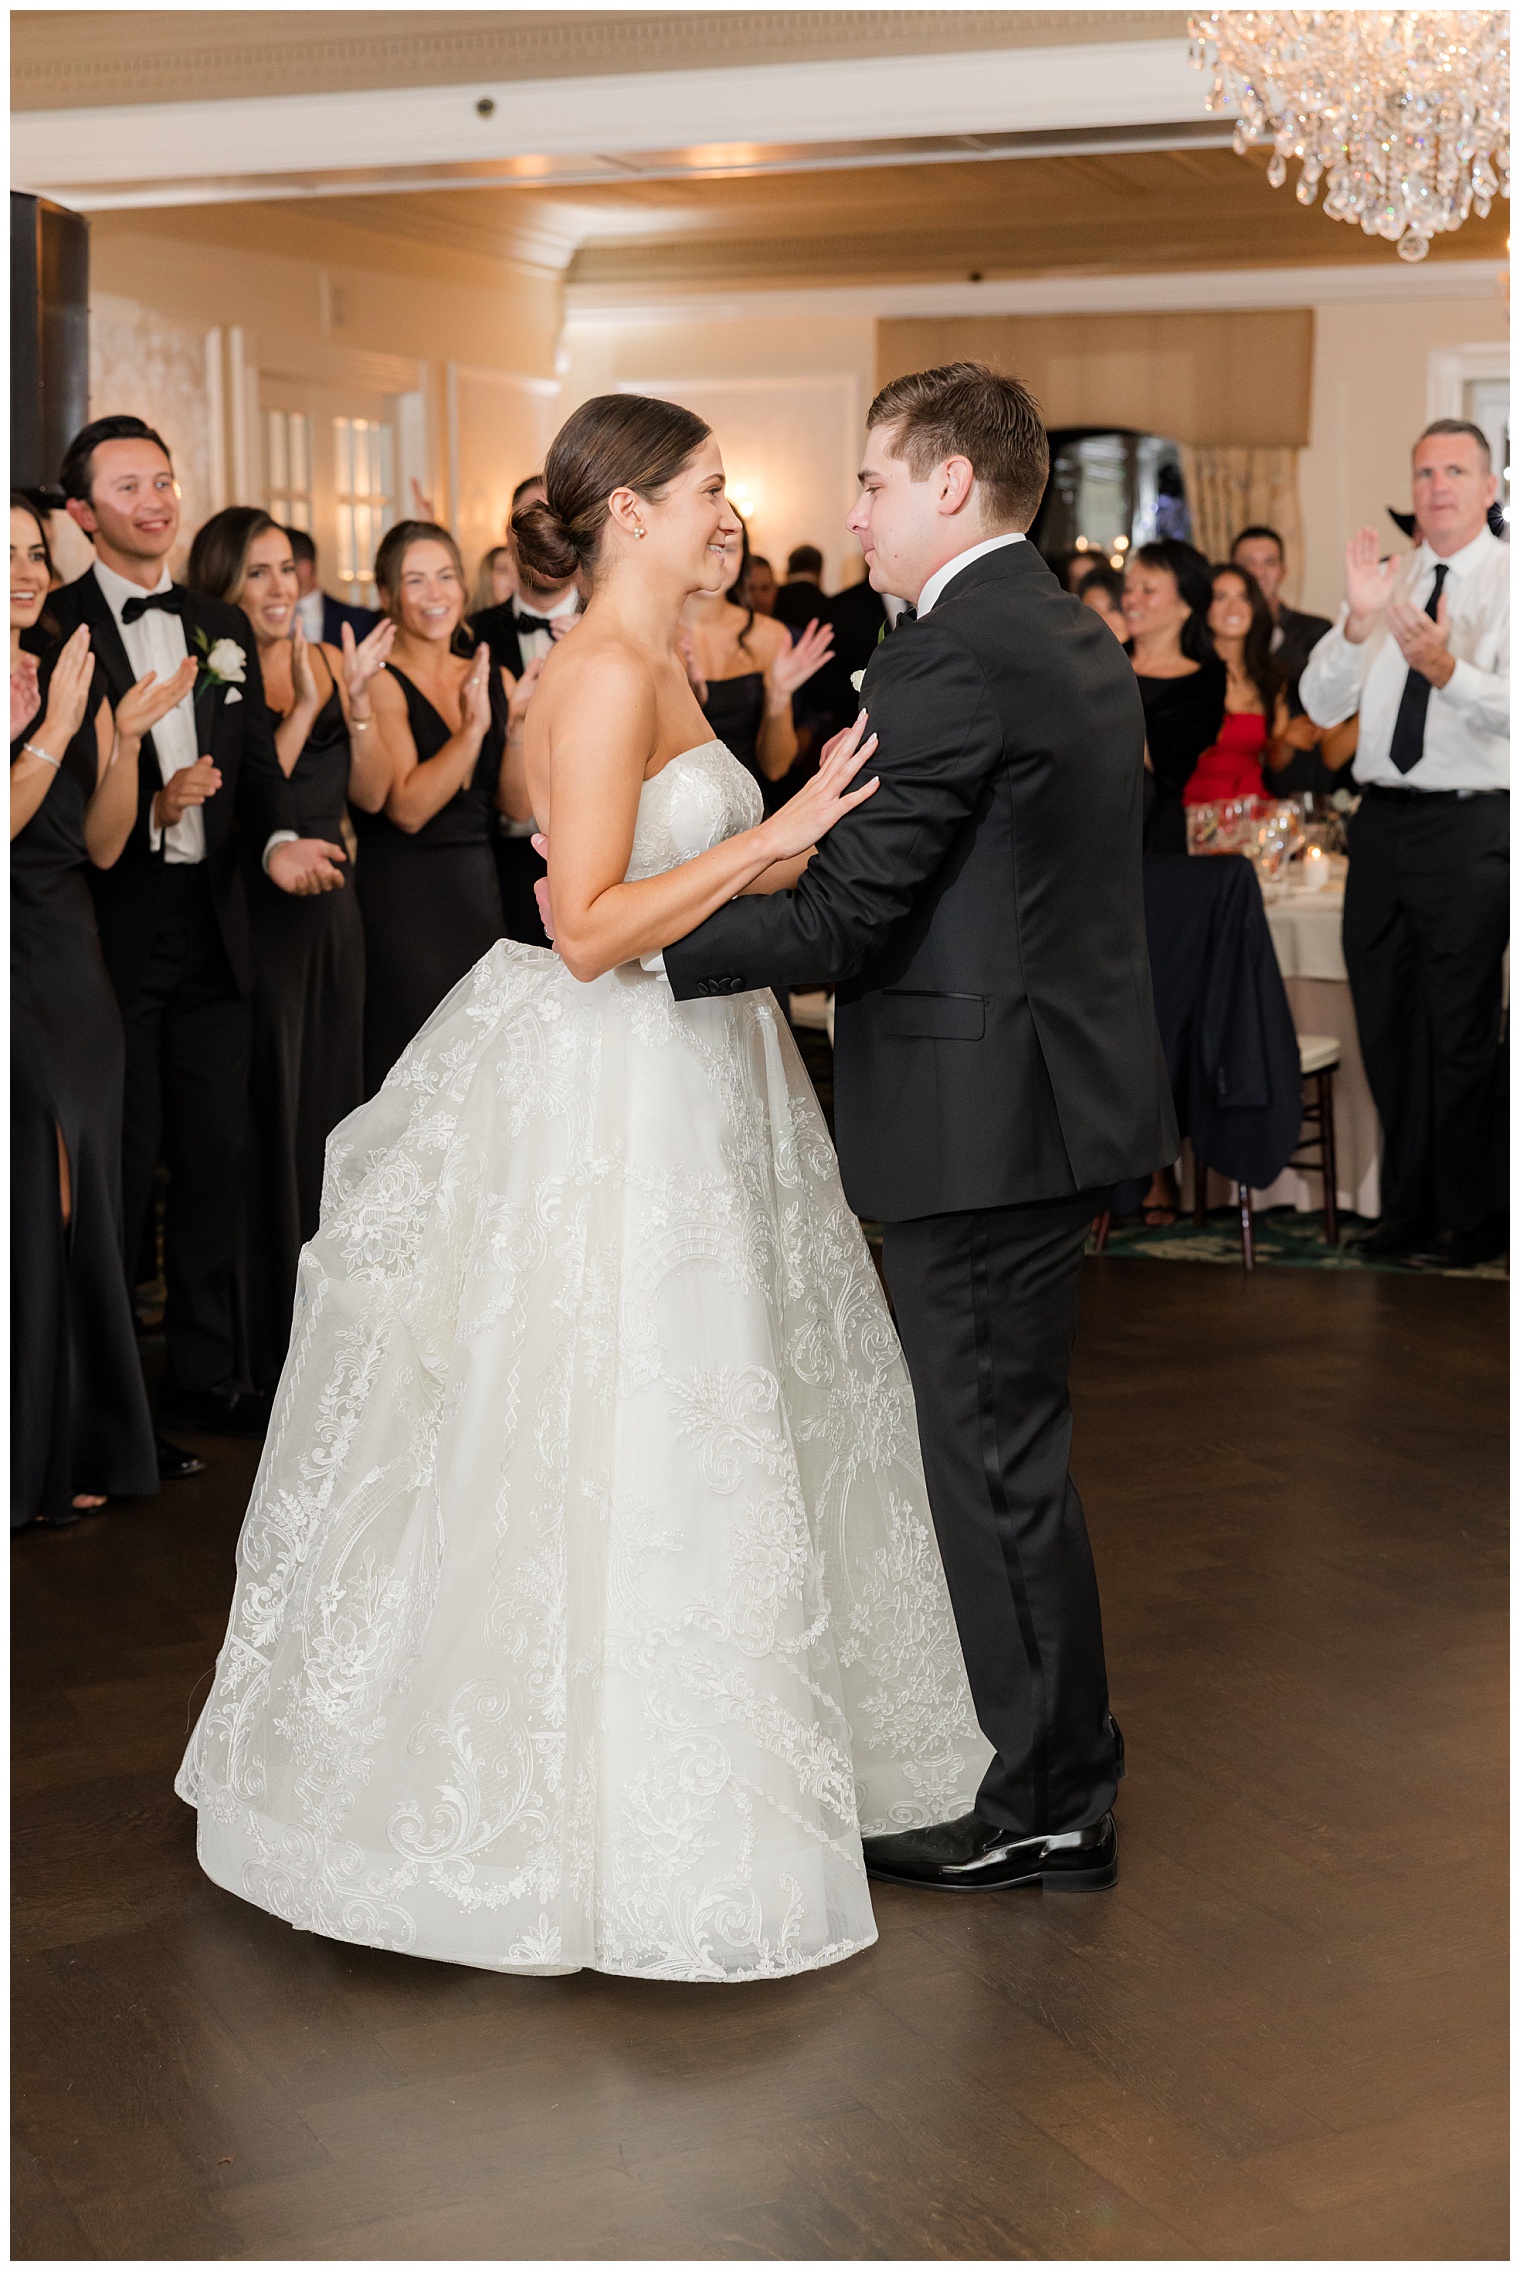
177, 941, 990, 1982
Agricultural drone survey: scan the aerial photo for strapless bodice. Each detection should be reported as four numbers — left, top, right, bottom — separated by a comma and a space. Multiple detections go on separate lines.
624, 738, 763, 883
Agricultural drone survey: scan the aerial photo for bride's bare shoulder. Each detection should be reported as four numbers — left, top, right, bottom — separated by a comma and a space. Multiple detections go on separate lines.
541, 625, 655, 719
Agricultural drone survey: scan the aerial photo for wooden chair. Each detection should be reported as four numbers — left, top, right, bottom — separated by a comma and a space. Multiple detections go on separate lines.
1288, 1034, 1342, 1246
1093, 1036, 1343, 1270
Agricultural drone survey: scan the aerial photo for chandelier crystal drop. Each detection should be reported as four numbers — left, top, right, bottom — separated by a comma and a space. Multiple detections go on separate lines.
1189, 10, 1510, 261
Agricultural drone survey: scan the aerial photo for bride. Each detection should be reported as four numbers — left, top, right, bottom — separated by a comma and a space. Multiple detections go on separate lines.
178, 393, 991, 1983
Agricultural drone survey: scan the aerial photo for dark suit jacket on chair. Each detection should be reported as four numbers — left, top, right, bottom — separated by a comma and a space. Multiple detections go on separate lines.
46, 571, 299, 1002
665, 541, 1178, 1222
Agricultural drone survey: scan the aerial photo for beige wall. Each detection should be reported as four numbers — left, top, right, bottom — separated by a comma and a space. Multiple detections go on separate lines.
560, 315, 877, 589
1297, 292, 1509, 619
85, 206, 562, 587
878, 310, 1316, 449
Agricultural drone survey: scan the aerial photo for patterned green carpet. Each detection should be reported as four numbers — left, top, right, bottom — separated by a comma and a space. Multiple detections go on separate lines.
789, 1020, 1506, 1282
1090, 1207, 1508, 1280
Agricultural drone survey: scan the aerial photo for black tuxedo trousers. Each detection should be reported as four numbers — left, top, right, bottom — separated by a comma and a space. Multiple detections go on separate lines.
45, 572, 298, 1397
882, 1191, 1119, 1836
120, 866, 249, 1394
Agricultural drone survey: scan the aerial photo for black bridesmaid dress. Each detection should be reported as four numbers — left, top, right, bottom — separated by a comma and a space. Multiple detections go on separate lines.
354, 663, 507, 1095
701, 669, 773, 792
1135, 660, 1227, 856
242, 670, 367, 1391
11, 697, 158, 1528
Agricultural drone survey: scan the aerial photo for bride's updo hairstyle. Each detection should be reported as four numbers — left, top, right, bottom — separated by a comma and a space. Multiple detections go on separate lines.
513, 393, 712, 587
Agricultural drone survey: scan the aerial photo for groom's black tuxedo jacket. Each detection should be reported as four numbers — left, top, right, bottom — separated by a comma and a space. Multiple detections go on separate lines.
46, 570, 299, 1000
665, 541, 1178, 1222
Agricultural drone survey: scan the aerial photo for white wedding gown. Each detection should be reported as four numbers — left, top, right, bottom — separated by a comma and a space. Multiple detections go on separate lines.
178, 740, 991, 1982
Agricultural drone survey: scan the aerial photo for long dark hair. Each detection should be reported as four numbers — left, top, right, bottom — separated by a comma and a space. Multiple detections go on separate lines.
1211, 562, 1279, 714
10, 492, 59, 643
1130, 538, 1216, 665
513, 392, 712, 588
728, 513, 757, 656
187, 505, 276, 604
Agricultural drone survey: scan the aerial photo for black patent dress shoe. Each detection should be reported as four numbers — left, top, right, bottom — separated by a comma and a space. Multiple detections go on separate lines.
156, 1385, 272, 1439
862, 1809, 1117, 1893
155, 1432, 207, 1481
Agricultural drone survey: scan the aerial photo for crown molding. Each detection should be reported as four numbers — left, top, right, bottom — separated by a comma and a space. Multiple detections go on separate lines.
14, 39, 1215, 209
563, 261, 1511, 327
13, 12, 1189, 111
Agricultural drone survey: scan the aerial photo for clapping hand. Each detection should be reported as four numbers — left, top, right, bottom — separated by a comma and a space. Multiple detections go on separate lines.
461, 642, 493, 738
339, 615, 395, 705
113, 656, 198, 749
507, 653, 545, 738
757, 709, 879, 863
267, 838, 348, 896
154, 755, 222, 830
771, 617, 835, 699
39, 624, 97, 748
290, 618, 321, 712
1387, 590, 1455, 687
1343, 527, 1401, 637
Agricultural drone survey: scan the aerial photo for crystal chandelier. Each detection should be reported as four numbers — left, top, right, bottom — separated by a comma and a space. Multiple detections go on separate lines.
1189, 10, 1510, 262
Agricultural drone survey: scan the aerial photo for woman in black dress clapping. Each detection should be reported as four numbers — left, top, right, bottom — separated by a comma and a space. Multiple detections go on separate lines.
187, 507, 393, 1391
359, 519, 531, 1092
679, 518, 833, 810
11, 495, 197, 1527
1120, 539, 1226, 857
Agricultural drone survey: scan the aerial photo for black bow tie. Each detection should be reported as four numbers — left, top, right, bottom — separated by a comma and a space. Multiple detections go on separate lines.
120, 587, 187, 625
895, 605, 917, 627
514, 610, 566, 638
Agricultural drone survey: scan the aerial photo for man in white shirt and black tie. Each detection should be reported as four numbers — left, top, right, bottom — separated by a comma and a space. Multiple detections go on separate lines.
1301, 419, 1509, 1267
50, 414, 347, 1435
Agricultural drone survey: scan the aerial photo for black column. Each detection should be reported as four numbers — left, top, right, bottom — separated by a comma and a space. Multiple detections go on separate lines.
11, 192, 89, 491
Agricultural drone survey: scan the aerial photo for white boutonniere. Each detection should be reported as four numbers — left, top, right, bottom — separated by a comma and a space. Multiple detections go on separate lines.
192, 629, 247, 695
850, 669, 866, 692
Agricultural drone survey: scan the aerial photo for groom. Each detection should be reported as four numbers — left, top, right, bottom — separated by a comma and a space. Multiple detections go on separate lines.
664, 362, 1177, 1892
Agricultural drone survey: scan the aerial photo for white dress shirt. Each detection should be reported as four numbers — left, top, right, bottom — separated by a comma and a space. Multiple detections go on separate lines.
296, 587, 326, 644
1299, 528, 1509, 791
94, 558, 208, 862
512, 582, 581, 666
916, 531, 1025, 620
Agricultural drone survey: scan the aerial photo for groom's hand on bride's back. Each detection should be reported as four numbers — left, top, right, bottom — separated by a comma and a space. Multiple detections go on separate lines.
531, 832, 557, 943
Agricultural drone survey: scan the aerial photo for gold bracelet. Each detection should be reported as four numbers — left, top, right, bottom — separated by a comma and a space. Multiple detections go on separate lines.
350, 716, 373, 733
21, 741, 61, 771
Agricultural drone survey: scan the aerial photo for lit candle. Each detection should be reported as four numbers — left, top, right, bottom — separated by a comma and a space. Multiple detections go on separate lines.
1300, 845, 1329, 892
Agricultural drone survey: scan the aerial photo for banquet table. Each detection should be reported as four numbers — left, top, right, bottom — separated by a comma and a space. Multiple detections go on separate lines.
1255, 866, 1381, 1219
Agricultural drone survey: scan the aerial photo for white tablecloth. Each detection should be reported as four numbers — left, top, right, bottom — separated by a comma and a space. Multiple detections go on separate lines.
1263, 882, 1349, 984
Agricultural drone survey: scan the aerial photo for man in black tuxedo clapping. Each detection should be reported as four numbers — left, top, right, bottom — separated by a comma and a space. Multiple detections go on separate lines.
665, 364, 1176, 1893
50, 415, 347, 1437
470, 472, 583, 940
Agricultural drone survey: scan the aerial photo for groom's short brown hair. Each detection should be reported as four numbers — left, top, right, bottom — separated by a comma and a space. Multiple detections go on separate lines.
867, 361, 1049, 529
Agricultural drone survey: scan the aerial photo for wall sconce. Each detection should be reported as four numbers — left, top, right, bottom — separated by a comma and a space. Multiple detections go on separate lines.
729, 481, 756, 519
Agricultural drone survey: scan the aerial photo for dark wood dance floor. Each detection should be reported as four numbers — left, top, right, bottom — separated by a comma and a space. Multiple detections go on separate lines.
13, 1260, 1507, 2261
